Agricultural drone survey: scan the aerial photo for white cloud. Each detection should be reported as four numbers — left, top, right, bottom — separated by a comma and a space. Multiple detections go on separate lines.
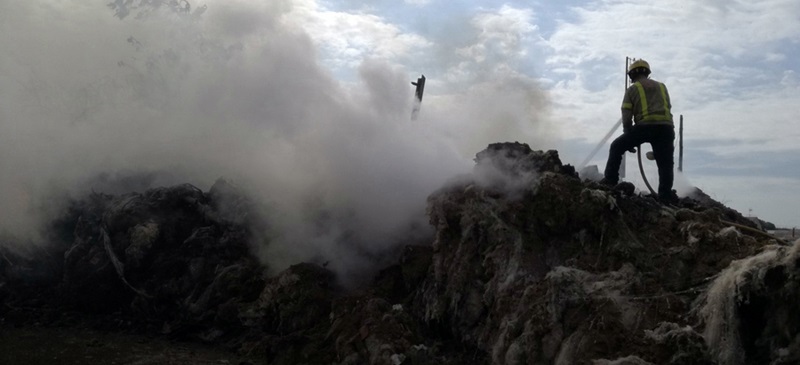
781, 70, 798, 87
284, 0, 432, 71
456, 5, 537, 63
542, 0, 800, 142
765, 53, 786, 62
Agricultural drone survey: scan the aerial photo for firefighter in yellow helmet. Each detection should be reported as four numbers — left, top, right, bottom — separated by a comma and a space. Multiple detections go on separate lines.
602, 59, 677, 202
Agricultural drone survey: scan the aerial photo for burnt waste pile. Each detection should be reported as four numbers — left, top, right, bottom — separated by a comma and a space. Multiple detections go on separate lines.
2, 142, 800, 365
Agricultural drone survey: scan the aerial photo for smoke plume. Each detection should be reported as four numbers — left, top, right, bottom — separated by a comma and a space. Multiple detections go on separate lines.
0, 1, 553, 280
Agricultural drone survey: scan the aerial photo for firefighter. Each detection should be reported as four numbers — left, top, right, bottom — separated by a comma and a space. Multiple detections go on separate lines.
601, 59, 677, 202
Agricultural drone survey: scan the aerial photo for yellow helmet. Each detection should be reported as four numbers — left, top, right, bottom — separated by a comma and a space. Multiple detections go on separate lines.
628, 59, 651, 76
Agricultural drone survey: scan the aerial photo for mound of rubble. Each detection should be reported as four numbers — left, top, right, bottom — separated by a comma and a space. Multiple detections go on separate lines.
2, 142, 799, 365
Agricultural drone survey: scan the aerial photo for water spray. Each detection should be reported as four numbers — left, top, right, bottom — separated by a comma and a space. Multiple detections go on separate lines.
578, 118, 622, 171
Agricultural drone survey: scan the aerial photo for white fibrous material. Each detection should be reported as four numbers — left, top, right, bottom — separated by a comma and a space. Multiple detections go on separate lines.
696, 242, 798, 365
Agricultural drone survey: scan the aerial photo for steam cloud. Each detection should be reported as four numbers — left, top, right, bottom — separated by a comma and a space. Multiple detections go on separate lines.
0, 1, 553, 280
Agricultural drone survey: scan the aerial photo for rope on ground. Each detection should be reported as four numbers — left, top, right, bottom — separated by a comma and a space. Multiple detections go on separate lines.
718, 218, 790, 245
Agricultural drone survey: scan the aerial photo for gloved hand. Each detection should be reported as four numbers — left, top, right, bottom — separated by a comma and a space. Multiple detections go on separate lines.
622, 123, 634, 152
623, 124, 633, 134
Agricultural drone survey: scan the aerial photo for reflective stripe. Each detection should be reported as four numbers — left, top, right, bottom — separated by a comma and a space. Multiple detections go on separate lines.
634, 81, 672, 124
622, 102, 633, 110
634, 82, 648, 117
658, 83, 671, 118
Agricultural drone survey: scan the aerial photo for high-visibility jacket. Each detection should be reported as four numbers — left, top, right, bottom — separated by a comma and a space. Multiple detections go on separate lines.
621, 78, 673, 126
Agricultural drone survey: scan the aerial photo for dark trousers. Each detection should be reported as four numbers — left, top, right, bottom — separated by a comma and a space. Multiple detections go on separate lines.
604, 124, 675, 197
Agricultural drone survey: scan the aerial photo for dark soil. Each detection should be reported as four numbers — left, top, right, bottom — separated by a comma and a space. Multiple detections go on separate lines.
0, 323, 265, 365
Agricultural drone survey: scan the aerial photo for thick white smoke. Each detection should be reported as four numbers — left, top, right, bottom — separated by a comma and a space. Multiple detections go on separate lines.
0, 1, 554, 280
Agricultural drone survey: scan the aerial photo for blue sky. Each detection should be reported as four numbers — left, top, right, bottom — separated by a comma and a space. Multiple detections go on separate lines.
285, 0, 800, 227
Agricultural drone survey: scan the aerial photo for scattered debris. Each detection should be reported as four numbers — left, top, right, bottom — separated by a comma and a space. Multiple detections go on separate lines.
1, 143, 797, 364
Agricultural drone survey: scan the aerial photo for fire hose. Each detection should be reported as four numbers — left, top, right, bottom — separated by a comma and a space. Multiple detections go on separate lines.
580, 118, 657, 196
638, 151, 788, 244
587, 120, 788, 245
637, 148, 657, 196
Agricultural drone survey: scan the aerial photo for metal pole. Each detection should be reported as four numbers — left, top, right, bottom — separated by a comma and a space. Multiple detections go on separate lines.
679, 115, 684, 172
620, 57, 631, 178
625, 57, 631, 89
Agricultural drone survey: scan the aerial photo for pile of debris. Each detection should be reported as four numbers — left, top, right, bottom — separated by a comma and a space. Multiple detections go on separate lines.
2, 143, 798, 365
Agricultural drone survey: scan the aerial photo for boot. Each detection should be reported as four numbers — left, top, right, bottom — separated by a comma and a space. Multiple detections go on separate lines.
599, 177, 617, 187
658, 190, 679, 205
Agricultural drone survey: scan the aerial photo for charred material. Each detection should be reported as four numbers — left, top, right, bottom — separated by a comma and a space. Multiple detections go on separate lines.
1, 143, 798, 365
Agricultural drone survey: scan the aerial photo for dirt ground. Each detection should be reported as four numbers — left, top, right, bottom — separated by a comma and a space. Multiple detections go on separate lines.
0, 324, 265, 365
